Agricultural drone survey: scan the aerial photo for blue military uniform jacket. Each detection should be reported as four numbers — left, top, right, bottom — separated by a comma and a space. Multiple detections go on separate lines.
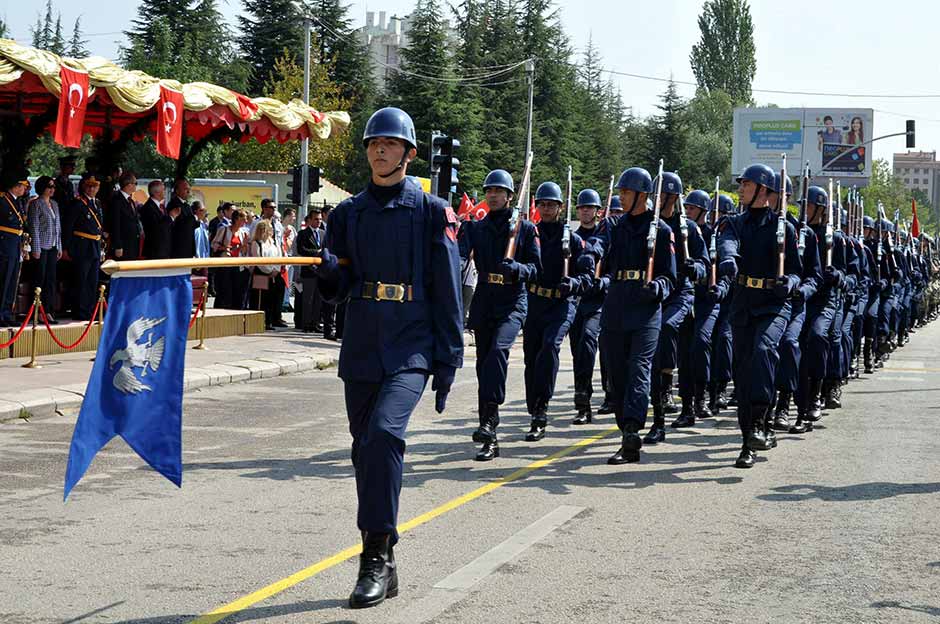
717, 208, 802, 325
807, 226, 859, 308
664, 210, 708, 298
459, 208, 541, 327
530, 221, 593, 297
575, 223, 609, 306
319, 178, 464, 384
695, 221, 732, 302
0, 191, 25, 256
600, 209, 677, 332
63, 194, 103, 256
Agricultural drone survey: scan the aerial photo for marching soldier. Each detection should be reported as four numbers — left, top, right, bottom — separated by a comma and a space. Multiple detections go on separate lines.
770, 173, 820, 432
522, 183, 594, 440
821, 205, 859, 410
599, 167, 676, 465
862, 216, 888, 373
597, 194, 623, 416
316, 107, 464, 608
570, 189, 608, 425
62, 175, 105, 321
459, 169, 541, 461
708, 194, 737, 416
0, 170, 29, 327
717, 164, 801, 468
646, 173, 707, 435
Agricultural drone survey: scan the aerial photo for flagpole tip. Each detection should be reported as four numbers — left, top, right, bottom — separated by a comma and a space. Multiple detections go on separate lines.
101, 260, 119, 275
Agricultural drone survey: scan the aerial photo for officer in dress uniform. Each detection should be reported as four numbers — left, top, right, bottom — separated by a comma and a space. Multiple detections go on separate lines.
644, 172, 707, 437
570, 189, 608, 425
316, 107, 464, 608
791, 186, 856, 433
707, 194, 738, 416
598, 167, 677, 465
716, 164, 802, 468
62, 175, 104, 321
522, 182, 594, 441
0, 170, 29, 327
769, 173, 821, 432
596, 194, 623, 417
458, 169, 541, 461
675, 190, 728, 426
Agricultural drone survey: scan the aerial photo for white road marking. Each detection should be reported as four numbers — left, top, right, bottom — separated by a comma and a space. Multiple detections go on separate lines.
393, 505, 585, 623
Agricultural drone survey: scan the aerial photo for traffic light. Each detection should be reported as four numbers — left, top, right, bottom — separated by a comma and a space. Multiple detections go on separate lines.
432, 134, 460, 199
287, 165, 303, 204
307, 165, 321, 194
907, 119, 916, 148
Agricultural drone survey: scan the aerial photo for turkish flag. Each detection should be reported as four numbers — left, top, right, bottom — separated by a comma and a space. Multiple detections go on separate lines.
529, 197, 541, 224
457, 193, 474, 220
473, 199, 489, 221
912, 198, 921, 238
157, 85, 185, 159
54, 66, 89, 148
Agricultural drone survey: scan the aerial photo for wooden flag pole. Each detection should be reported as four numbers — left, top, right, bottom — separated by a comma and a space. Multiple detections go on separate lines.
100, 256, 350, 275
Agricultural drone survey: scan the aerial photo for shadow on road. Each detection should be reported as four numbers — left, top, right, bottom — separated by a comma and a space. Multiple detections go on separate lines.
870, 600, 940, 617
757, 482, 940, 502
100, 598, 348, 624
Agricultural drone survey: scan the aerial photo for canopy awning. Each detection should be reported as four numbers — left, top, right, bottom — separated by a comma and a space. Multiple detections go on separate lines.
0, 38, 350, 145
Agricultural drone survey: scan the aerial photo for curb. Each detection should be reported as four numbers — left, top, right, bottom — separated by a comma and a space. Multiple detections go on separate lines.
0, 353, 337, 425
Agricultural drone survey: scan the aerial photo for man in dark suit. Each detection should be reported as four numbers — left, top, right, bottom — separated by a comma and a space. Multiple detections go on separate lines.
140, 180, 171, 260
109, 172, 143, 260
295, 208, 324, 331
168, 178, 197, 259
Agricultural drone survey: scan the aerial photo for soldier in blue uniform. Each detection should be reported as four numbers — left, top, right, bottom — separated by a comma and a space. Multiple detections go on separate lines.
708, 194, 738, 416
675, 190, 728, 426
821, 205, 860, 410
716, 164, 802, 468
522, 183, 594, 440
769, 173, 821, 432
862, 216, 888, 373
0, 170, 29, 327
570, 189, 608, 425
642, 173, 707, 435
599, 167, 677, 465
458, 169, 541, 461
791, 186, 857, 432
62, 175, 105, 321
596, 194, 623, 416
840, 208, 869, 388
316, 107, 464, 608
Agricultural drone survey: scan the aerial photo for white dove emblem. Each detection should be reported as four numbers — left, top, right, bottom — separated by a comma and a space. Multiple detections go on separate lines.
109, 317, 167, 394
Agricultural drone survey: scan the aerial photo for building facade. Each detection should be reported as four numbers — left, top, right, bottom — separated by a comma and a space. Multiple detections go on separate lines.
893, 150, 940, 209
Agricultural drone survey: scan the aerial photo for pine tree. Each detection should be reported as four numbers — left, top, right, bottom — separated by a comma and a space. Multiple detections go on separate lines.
49, 15, 65, 55
0, 18, 7, 39
125, 0, 191, 60
648, 80, 688, 177
238, 0, 304, 94
67, 17, 89, 58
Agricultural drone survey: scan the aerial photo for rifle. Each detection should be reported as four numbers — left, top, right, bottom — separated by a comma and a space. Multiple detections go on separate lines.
776, 153, 788, 277
594, 175, 615, 279
836, 180, 843, 233
566, 165, 573, 225
709, 176, 719, 288
798, 162, 809, 255
646, 159, 665, 285
562, 222, 571, 279
504, 151, 534, 260
677, 193, 690, 264
825, 178, 834, 267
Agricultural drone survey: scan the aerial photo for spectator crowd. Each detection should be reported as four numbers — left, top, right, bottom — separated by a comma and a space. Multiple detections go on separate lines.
0, 155, 340, 338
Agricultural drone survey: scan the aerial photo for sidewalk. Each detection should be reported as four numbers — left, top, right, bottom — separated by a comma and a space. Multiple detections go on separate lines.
0, 327, 340, 423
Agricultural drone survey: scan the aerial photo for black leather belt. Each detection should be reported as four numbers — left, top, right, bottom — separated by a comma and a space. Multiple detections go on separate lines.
614, 269, 646, 281
528, 284, 564, 299
356, 281, 414, 302
482, 272, 514, 285
737, 275, 778, 290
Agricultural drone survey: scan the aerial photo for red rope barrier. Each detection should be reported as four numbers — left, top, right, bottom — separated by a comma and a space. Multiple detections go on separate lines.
39, 301, 101, 350
0, 305, 35, 349
189, 289, 206, 329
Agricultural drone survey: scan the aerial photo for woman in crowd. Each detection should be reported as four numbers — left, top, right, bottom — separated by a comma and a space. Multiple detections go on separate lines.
248, 219, 285, 330
28, 176, 62, 323
211, 208, 248, 309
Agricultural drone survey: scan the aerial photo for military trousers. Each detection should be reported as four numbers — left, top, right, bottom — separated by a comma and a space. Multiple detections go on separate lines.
474, 312, 524, 407
600, 325, 660, 432
732, 312, 789, 431
775, 297, 806, 394
523, 296, 576, 415
569, 298, 603, 403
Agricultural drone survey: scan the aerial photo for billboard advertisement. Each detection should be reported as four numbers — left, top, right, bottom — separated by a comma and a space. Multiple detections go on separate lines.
732, 108, 874, 180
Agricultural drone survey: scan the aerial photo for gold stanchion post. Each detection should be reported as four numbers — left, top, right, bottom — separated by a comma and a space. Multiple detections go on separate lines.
22, 287, 41, 369
193, 289, 207, 350
90, 284, 106, 362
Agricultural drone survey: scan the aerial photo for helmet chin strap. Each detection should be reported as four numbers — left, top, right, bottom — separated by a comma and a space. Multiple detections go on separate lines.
377, 153, 408, 180
629, 193, 642, 214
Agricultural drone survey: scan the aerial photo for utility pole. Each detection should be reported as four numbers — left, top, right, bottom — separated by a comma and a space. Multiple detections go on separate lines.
300, 17, 312, 212
524, 59, 535, 164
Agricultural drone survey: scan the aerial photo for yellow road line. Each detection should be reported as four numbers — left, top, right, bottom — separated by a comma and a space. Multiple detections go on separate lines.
189, 426, 620, 624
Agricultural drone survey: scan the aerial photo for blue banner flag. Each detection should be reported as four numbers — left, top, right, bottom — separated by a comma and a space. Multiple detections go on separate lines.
64, 270, 192, 499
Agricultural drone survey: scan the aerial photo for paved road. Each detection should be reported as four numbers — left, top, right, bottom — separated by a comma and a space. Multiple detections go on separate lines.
2, 323, 940, 623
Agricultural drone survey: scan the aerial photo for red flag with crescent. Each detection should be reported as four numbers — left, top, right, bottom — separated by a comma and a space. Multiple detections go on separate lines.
54, 66, 89, 148
529, 196, 541, 224
457, 193, 474, 220
157, 85, 185, 159
912, 198, 921, 238
473, 199, 489, 221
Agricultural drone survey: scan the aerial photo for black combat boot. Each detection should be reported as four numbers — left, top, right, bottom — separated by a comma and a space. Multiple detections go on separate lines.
474, 403, 500, 461
764, 404, 777, 449
715, 381, 730, 410
643, 400, 667, 444
597, 396, 614, 414
608, 424, 642, 465
671, 395, 696, 428
772, 391, 791, 431
735, 444, 757, 468
349, 533, 398, 608
747, 404, 772, 451
823, 380, 841, 410
525, 405, 547, 442
471, 403, 486, 443
573, 386, 593, 425
806, 379, 823, 421
863, 338, 874, 374
660, 372, 679, 415
693, 383, 709, 420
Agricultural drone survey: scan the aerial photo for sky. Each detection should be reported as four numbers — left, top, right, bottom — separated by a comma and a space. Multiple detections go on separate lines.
4, 0, 937, 166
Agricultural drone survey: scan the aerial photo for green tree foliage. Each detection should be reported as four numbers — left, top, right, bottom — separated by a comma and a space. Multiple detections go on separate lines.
67, 17, 89, 58
238, 0, 304, 94
0, 17, 8, 39
689, 0, 756, 104
30, 0, 64, 53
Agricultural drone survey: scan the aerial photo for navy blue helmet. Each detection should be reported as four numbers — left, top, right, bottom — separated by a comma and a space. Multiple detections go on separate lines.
615, 167, 653, 193
711, 193, 736, 214
535, 181, 564, 203
576, 189, 602, 208
660, 171, 683, 195
863, 215, 874, 229
684, 189, 711, 211
737, 163, 775, 189
609, 195, 623, 212
483, 169, 514, 194
773, 172, 793, 196
806, 186, 829, 207
363, 107, 417, 149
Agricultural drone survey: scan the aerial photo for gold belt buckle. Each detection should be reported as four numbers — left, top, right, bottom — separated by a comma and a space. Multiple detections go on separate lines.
537, 287, 553, 297
374, 282, 405, 302
488, 273, 505, 285
746, 277, 763, 289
